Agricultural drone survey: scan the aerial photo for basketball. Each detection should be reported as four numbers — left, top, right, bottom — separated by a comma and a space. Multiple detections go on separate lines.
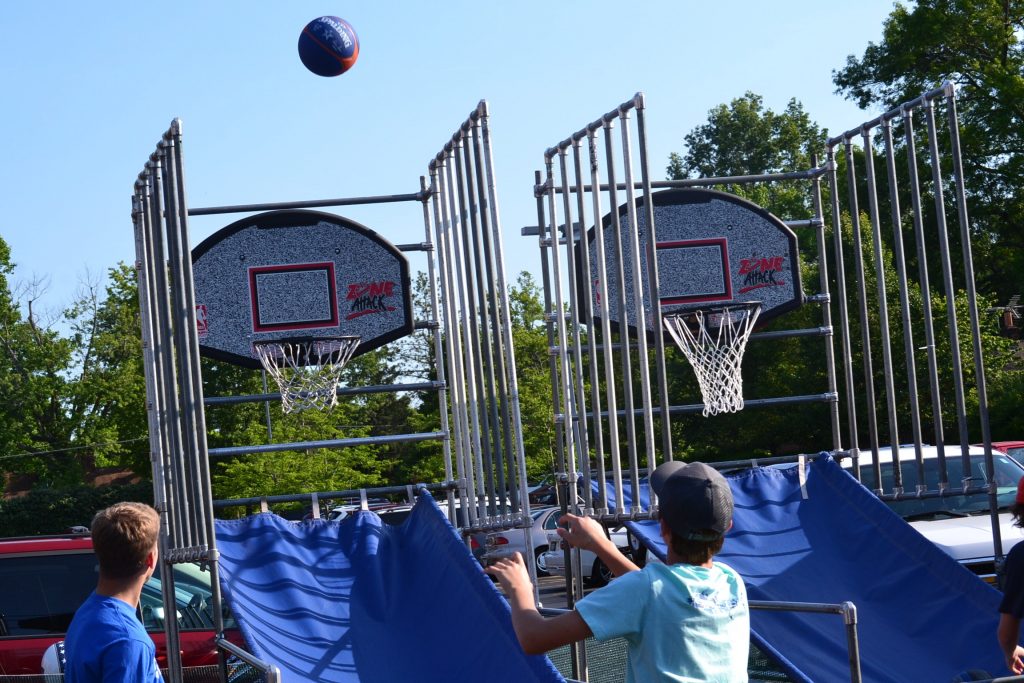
298, 16, 359, 77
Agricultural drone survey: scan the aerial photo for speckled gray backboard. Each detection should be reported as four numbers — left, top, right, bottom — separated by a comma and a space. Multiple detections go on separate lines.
575, 188, 802, 333
192, 209, 413, 368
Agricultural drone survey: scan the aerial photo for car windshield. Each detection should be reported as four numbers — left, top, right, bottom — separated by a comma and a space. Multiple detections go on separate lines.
857, 452, 1024, 519
1002, 446, 1024, 462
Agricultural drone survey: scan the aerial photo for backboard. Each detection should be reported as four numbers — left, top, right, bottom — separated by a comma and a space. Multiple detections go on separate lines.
576, 188, 802, 334
192, 209, 413, 369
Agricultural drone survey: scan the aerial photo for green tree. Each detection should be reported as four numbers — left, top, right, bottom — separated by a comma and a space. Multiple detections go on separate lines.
833, 0, 1024, 303
667, 92, 827, 226
64, 264, 150, 476
834, 0, 1024, 445
507, 271, 558, 479
0, 237, 79, 487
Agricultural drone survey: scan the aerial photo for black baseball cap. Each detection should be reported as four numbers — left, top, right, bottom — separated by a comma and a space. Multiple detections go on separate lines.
651, 461, 733, 542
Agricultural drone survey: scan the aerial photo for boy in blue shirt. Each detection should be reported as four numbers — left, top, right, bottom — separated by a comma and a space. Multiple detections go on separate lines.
487, 461, 749, 682
65, 502, 164, 683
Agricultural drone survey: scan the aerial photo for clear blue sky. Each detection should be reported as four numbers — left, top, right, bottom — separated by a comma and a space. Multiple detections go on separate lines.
0, 1, 898, 315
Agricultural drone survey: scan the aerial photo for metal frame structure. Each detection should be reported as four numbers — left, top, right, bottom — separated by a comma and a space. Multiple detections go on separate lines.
130, 102, 532, 683
532, 85, 999, 682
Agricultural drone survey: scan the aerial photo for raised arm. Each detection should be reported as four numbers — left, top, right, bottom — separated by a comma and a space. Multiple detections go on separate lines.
486, 552, 592, 654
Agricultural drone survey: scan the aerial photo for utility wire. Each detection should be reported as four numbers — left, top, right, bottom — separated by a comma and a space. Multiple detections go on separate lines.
0, 437, 148, 462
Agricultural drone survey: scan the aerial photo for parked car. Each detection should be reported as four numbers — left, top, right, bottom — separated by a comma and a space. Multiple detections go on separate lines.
992, 441, 1024, 463
542, 525, 631, 587
325, 497, 396, 522
846, 444, 1024, 582
0, 532, 242, 675
483, 507, 561, 575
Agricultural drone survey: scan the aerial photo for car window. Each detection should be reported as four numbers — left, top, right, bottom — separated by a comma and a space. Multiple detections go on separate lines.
1005, 447, 1024, 462
543, 511, 561, 530
378, 508, 412, 525
141, 562, 236, 632
859, 453, 1024, 518
0, 552, 96, 637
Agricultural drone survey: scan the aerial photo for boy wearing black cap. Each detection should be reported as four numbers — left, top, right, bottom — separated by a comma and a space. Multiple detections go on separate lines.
487, 460, 749, 682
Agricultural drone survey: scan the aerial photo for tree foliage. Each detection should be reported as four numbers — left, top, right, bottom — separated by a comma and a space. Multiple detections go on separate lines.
667, 92, 827, 224
833, 0, 1024, 302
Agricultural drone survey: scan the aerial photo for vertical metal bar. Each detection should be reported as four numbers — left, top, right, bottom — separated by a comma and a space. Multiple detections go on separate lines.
453, 135, 498, 517
602, 120, 632, 515
166, 123, 227, 681
544, 151, 579, 508
431, 159, 474, 525
618, 108, 655, 512
587, 126, 619, 516
844, 139, 884, 489
809, 154, 842, 451
860, 128, 901, 455
133, 185, 170, 523
420, 174, 458, 519
943, 88, 1002, 567
146, 154, 192, 549
923, 98, 971, 486
556, 149, 588, 510
147, 152, 185, 683
138, 176, 176, 539
477, 103, 535, 584
260, 370, 273, 440
444, 145, 487, 521
462, 133, 509, 517
570, 137, 601, 513
902, 111, 947, 485
880, 119, 927, 490
165, 128, 214, 548
535, 168, 575, 613
469, 122, 519, 513
634, 95, 673, 464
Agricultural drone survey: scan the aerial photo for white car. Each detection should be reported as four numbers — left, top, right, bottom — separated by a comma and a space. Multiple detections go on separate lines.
541, 525, 630, 586
484, 506, 562, 575
846, 444, 1024, 581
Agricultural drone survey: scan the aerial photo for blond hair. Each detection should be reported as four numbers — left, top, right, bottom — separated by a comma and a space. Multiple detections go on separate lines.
91, 502, 160, 580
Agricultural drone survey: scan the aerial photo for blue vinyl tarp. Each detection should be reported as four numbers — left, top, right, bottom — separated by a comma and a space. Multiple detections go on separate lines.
620, 456, 1008, 682
215, 494, 564, 683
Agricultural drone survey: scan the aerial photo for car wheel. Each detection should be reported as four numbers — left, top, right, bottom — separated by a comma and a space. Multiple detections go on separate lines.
534, 546, 550, 576
588, 557, 613, 587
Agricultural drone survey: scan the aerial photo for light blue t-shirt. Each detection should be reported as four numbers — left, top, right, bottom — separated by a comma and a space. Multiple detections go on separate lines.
575, 561, 749, 683
65, 591, 163, 683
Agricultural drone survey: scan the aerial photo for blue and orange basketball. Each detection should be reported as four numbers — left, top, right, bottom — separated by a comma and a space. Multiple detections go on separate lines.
298, 16, 359, 77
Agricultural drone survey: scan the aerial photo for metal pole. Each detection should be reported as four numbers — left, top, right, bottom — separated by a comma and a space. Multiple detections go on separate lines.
843, 139, 883, 489
880, 119, 927, 489
902, 110, 947, 481
602, 120, 632, 516
618, 108, 655, 512
809, 155, 842, 451
923, 98, 971, 487
859, 128, 902, 455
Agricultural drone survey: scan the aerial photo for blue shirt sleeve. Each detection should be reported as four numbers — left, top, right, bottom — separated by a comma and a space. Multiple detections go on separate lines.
100, 637, 162, 683
574, 569, 650, 642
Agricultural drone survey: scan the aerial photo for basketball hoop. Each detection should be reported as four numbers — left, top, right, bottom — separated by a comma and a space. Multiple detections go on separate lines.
663, 303, 761, 417
254, 336, 360, 413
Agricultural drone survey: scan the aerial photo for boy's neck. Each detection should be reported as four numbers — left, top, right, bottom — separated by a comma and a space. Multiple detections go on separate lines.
666, 550, 714, 569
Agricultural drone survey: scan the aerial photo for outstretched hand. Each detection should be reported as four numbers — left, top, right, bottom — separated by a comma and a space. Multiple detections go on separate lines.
556, 513, 609, 553
485, 552, 532, 596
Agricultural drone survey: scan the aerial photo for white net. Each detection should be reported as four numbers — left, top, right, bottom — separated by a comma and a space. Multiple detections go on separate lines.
253, 336, 360, 414
663, 303, 761, 417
